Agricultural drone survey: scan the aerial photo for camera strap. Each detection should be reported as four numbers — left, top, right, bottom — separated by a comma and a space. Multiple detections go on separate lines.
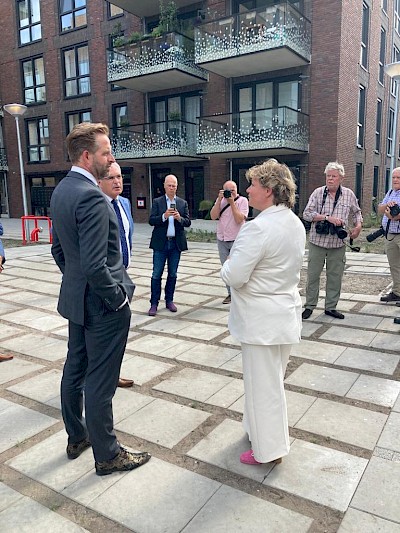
320, 186, 341, 215
219, 195, 239, 218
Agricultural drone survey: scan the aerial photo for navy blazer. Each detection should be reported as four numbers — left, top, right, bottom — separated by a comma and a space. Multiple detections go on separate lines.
149, 195, 191, 252
51, 171, 135, 326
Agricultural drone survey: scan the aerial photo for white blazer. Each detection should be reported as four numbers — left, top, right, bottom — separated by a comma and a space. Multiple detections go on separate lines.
221, 205, 306, 346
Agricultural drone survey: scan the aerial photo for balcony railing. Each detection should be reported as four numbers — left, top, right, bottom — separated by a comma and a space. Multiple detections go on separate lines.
107, 32, 208, 91
111, 119, 201, 161
195, 2, 311, 68
197, 107, 309, 155
0, 148, 8, 170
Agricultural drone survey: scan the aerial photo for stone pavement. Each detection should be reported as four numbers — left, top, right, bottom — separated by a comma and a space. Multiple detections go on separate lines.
0, 226, 400, 532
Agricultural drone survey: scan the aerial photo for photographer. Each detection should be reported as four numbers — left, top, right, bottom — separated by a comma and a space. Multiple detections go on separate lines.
378, 168, 400, 304
302, 162, 362, 320
210, 181, 249, 304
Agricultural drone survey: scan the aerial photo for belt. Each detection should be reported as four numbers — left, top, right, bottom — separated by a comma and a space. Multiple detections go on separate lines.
167, 236, 176, 240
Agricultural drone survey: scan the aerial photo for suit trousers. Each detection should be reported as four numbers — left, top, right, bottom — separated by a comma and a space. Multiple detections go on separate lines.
305, 242, 346, 311
217, 239, 234, 295
385, 234, 400, 296
150, 239, 181, 305
241, 343, 291, 463
61, 303, 131, 463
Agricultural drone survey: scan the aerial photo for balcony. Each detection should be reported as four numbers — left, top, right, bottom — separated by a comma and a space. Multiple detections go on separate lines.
111, 120, 206, 163
107, 0, 195, 17
107, 32, 208, 92
0, 148, 8, 171
197, 107, 309, 158
195, 2, 311, 77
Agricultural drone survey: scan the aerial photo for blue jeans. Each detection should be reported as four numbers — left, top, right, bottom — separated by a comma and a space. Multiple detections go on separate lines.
150, 239, 181, 305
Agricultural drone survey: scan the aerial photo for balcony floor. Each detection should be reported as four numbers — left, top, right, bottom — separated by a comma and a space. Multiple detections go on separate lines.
197, 146, 308, 159
108, 0, 195, 17
112, 68, 208, 93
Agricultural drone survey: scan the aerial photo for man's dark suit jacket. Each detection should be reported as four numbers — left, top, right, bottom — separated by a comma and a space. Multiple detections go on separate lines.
149, 195, 191, 252
51, 171, 135, 326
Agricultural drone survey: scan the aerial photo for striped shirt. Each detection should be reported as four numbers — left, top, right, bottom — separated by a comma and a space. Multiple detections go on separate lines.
303, 186, 362, 249
380, 189, 400, 234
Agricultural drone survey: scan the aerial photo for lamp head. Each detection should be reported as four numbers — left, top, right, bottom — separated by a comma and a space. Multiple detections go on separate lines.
3, 103, 28, 117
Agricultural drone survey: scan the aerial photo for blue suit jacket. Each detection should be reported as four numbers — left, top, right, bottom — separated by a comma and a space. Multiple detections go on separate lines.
118, 195, 134, 254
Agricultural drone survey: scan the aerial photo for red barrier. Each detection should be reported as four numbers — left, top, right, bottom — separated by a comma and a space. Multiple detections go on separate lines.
21, 216, 52, 245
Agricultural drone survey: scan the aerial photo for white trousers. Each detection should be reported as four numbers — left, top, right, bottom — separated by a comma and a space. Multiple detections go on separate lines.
241, 343, 291, 463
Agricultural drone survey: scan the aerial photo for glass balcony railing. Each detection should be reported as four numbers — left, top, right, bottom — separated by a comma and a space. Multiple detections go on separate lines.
107, 32, 208, 86
111, 119, 199, 160
0, 148, 8, 170
197, 107, 309, 155
195, 2, 311, 65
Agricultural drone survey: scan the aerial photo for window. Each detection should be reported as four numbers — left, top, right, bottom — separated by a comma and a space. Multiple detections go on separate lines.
18, 0, 41, 45
22, 57, 46, 104
396, 0, 400, 34
66, 110, 91, 134
108, 2, 123, 17
382, 0, 388, 12
63, 44, 90, 97
373, 167, 379, 212
386, 168, 391, 191
355, 163, 363, 203
388, 107, 395, 156
392, 47, 400, 95
379, 28, 386, 84
27, 117, 50, 162
112, 104, 128, 129
360, 1, 369, 69
60, 0, 87, 32
357, 85, 366, 148
375, 98, 382, 152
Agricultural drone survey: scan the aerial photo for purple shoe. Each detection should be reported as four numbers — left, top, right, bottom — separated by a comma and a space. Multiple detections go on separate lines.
166, 302, 177, 312
148, 305, 157, 316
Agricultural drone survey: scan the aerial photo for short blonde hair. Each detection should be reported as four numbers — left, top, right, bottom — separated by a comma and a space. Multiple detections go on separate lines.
245, 159, 297, 208
324, 161, 345, 177
66, 122, 109, 164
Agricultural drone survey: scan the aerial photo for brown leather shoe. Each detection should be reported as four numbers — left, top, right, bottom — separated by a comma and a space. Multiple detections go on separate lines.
95, 446, 151, 476
66, 438, 91, 460
0, 354, 13, 362
118, 377, 134, 388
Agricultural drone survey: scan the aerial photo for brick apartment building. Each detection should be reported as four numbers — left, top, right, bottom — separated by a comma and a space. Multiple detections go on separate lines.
0, 0, 399, 223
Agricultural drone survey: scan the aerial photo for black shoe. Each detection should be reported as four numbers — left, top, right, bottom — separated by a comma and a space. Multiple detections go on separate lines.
302, 309, 313, 320
380, 292, 400, 302
66, 438, 91, 460
325, 309, 345, 319
394, 317, 400, 324
95, 446, 151, 476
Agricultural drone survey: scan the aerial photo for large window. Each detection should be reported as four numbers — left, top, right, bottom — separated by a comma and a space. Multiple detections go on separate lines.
375, 98, 382, 152
379, 28, 386, 85
112, 104, 128, 129
108, 2, 123, 18
63, 44, 90, 97
27, 117, 50, 162
388, 107, 395, 156
360, 1, 369, 69
18, 0, 41, 45
66, 110, 91, 134
373, 166, 379, 212
392, 46, 400, 95
60, 0, 87, 32
355, 163, 363, 203
357, 85, 366, 148
22, 57, 46, 104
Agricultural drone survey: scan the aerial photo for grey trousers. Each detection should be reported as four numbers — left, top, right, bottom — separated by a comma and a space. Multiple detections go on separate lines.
304, 242, 346, 311
217, 239, 234, 295
385, 234, 400, 295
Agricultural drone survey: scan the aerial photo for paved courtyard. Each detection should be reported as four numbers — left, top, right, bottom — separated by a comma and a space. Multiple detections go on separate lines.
0, 223, 400, 532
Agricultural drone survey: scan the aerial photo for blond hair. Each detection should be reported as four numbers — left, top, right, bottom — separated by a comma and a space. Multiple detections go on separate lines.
246, 159, 297, 208
66, 122, 109, 164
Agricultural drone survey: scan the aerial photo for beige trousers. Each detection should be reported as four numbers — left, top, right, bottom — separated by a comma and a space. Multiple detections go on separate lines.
385, 233, 400, 296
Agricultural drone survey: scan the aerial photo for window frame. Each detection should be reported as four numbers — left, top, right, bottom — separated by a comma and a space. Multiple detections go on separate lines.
62, 43, 91, 99
59, 0, 87, 33
387, 107, 395, 157
375, 98, 382, 153
107, 2, 124, 19
22, 56, 46, 105
379, 27, 386, 85
360, 1, 370, 70
357, 85, 366, 148
65, 109, 92, 135
26, 116, 50, 163
17, 0, 42, 46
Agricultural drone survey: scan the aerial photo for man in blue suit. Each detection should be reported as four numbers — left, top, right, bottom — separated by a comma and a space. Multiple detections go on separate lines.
99, 162, 134, 388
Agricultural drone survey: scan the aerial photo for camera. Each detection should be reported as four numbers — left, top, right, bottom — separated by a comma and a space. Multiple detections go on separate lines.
223, 190, 232, 198
330, 224, 348, 240
315, 220, 330, 235
389, 204, 400, 217
366, 227, 385, 242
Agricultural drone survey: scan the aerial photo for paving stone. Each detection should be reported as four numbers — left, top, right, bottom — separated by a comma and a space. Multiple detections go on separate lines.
178, 321, 227, 340
0, 324, 26, 340
5, 291, 58, 312
0, 286, 18, 295
140, 318, 195, 334
220, 334, 241, 347
335, 347, 399, 374
0, 482, 24, 513
338, 508, 400, 533
285, 363, 359, 396
179, 283, 226, 297
119, 355, 174, 385
112, 389, 155, 424
346, 375, 400, 407
394, 393, 400, 413
154, 368, 235, 402
370, 331, 400, 351
300, 321, 323, 337
0, 400, 58, 453
377, 317, 400, 333
263, 439, 368, 512
7, 369, 62, 406
181, 484, 313, 533
2, 308, 66, 331
0, 358, 44, 385
176, 344, 240, 368
319, 326, 377, 346
0, 333, 67, 362
0, 301, 21, 313
338, 313, 383, 329
362, 303, 398, 317
0, 495, 89, 532
183, 308, 229, 325
205, 378, 244, 408
291, 339, 345, 363
294, 398, 387, 450
377, 412, 400, 453
351, 456, 400, 522
220, 352, 243, 373
115, 398, 210, 448
286, 390, 317, 426
126, 334, 198, 358
88, 457, 221, 533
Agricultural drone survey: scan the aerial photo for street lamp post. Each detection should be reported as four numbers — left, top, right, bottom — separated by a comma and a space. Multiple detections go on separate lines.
3, 103, 28, 216
385, 62, 400, 177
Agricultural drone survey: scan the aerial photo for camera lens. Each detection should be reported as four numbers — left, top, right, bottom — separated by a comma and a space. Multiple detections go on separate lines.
223, 190, 232, 198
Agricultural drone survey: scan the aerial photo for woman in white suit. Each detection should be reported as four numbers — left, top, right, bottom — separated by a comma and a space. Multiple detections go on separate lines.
221, 159, 306, 465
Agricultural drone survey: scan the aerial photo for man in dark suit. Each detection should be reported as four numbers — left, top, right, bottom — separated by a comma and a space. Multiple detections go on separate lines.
51, 123, 150, 476
99, 161, 134, 388
148, 174, 191, 316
